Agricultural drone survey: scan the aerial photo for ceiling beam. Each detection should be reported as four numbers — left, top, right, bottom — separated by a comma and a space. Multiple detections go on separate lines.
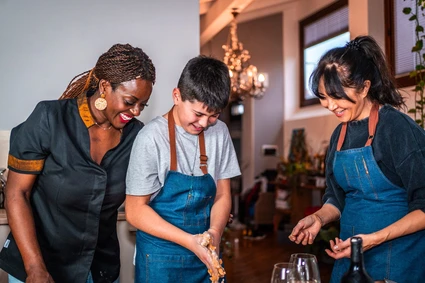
200, 0, 254, 47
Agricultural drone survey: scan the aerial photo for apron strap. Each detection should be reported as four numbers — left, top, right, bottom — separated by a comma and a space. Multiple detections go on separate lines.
199, 131, 208, 174
167, 107, 178, 171
365, 103, 379, 147
336, 123, 347, 151
336, 103, 380, 151
167, 107, 208, 174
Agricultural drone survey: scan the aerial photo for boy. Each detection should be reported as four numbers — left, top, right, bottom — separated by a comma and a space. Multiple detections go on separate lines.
125, 55, 241, 282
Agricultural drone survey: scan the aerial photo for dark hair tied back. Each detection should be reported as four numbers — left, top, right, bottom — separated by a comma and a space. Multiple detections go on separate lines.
59, 44, 156, 99
345, 40, 361, 51
309, 35, 404, 108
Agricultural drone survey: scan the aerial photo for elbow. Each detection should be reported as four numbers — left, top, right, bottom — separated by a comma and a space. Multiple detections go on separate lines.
125, 206, 136, 227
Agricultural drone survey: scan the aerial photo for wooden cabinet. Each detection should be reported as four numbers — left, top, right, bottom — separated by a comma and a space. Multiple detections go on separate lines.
290, 184, 325, 224
273, 179, 325, 231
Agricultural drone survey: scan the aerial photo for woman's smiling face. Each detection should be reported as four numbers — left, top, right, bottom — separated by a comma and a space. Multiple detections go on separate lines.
103, 79, 153, 128
318, 77, 372, 122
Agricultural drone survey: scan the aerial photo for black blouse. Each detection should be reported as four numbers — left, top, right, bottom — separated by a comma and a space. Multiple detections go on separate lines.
324, 105, 425, 214
0, 96, 143, 282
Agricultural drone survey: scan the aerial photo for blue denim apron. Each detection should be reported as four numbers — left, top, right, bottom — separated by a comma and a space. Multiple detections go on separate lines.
135, 108, 217, 283
330, 104, 425, 282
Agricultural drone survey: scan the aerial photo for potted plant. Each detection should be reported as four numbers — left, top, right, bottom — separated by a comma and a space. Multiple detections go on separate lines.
403, 0, 425, 127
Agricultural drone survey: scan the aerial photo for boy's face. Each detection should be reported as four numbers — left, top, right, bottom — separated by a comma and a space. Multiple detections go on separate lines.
172, 89, 221, 135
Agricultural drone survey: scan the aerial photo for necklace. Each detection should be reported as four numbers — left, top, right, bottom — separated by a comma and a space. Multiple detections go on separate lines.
94, 122, 113, 130
177, 130, 199, 176
190, 137, 199, 176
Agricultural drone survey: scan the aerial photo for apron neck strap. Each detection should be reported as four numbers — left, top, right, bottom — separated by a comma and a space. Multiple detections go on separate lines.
336, 103, 380, 151
167, 106, 208, 174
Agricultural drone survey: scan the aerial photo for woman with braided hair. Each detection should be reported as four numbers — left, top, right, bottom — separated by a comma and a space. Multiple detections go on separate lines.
0, 43, 156, 283
289, 35, 425, 282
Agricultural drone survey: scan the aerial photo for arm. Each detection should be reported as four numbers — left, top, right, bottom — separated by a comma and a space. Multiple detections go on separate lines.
208, 178, 232, 252
289, 203, 340, 245
5, 170, 54, 283
125, 194, 218, 277
326, 209, 425, 259
125, 194, 194, 246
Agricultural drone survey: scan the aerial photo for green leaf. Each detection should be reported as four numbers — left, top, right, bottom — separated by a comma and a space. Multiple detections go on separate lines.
409, 15, 418, 21
410, 70, 418, 77
416, 64, 425, 70
417, 25, 425, 32
409, 109, 417, 113
403, 7, 412, 14
412, 39, 424, 51
415, 85, 423, 92
412, 42, 422, 51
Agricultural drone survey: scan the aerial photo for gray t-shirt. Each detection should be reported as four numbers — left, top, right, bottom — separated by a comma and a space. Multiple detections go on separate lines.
126, 116, 241, 196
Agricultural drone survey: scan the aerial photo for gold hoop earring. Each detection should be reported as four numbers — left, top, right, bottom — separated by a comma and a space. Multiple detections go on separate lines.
95, 93, 107, 111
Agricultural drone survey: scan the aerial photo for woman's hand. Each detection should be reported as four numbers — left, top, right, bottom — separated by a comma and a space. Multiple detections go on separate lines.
325, 233, 380, 260
288, 214, 322, 245
25, 265, 55, 283
325, 237, 350, 259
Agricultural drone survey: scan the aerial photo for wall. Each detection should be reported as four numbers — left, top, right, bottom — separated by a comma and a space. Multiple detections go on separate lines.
0, 0, 199, 281
201, 13, 284, 190
282, 0, 341, 158
0, 0, 199, 168
201, 0, 416, 190
280, 0, 417, 159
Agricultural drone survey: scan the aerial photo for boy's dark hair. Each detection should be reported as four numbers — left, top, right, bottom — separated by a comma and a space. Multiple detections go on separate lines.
177, 55, 231, 112
310, 35, 404, 108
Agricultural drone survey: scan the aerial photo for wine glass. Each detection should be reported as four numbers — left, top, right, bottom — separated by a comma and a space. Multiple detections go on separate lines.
271, 262, 296, 283
289, 253, 321, 283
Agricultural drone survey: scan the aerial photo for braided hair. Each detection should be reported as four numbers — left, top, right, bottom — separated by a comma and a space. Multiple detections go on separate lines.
60, 44, 156, 99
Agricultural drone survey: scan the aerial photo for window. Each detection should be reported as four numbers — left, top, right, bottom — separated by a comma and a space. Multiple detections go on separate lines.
299, 0, 349, 107
385, 0, 425, 87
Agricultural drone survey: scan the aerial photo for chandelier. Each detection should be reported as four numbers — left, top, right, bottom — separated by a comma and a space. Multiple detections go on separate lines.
222, 10, 267, 102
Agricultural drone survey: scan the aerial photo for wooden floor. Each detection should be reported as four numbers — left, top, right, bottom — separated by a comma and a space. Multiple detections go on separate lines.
222, 227, 333, 283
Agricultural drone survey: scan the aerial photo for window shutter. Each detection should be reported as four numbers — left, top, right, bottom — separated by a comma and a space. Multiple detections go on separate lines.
393, 1, 425, 76
304, 6, 349, 47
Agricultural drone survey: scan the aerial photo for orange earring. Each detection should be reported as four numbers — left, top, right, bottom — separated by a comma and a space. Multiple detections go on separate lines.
95, 93, 107, 110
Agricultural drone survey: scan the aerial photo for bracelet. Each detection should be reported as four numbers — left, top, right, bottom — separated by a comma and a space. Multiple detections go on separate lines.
313, 214, 324, 226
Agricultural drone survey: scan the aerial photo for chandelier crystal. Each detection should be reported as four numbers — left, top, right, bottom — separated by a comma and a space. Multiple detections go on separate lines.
222, 10, 267, 102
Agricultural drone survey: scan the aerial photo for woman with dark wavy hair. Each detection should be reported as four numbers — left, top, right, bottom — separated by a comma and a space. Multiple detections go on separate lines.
0, 43, 155, 283
289, 35, 425, 282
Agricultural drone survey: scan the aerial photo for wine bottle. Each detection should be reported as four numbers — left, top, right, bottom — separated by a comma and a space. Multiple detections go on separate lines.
341, 237, 374, 283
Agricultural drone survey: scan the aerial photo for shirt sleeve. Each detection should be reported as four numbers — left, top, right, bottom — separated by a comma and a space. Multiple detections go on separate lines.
398, 149, 425, 213
125, 126, 163, 196
322, 125, 344, 213
8, 102, 51, 174
383, 114, 425, 213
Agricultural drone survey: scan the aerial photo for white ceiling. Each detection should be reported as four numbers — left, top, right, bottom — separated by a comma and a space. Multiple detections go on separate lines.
199, 0, 300, 46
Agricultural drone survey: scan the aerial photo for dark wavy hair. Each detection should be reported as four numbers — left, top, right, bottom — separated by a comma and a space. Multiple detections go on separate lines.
59, 43, 156, 99
310, 35, 404, 108
177, 55, 230, 112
